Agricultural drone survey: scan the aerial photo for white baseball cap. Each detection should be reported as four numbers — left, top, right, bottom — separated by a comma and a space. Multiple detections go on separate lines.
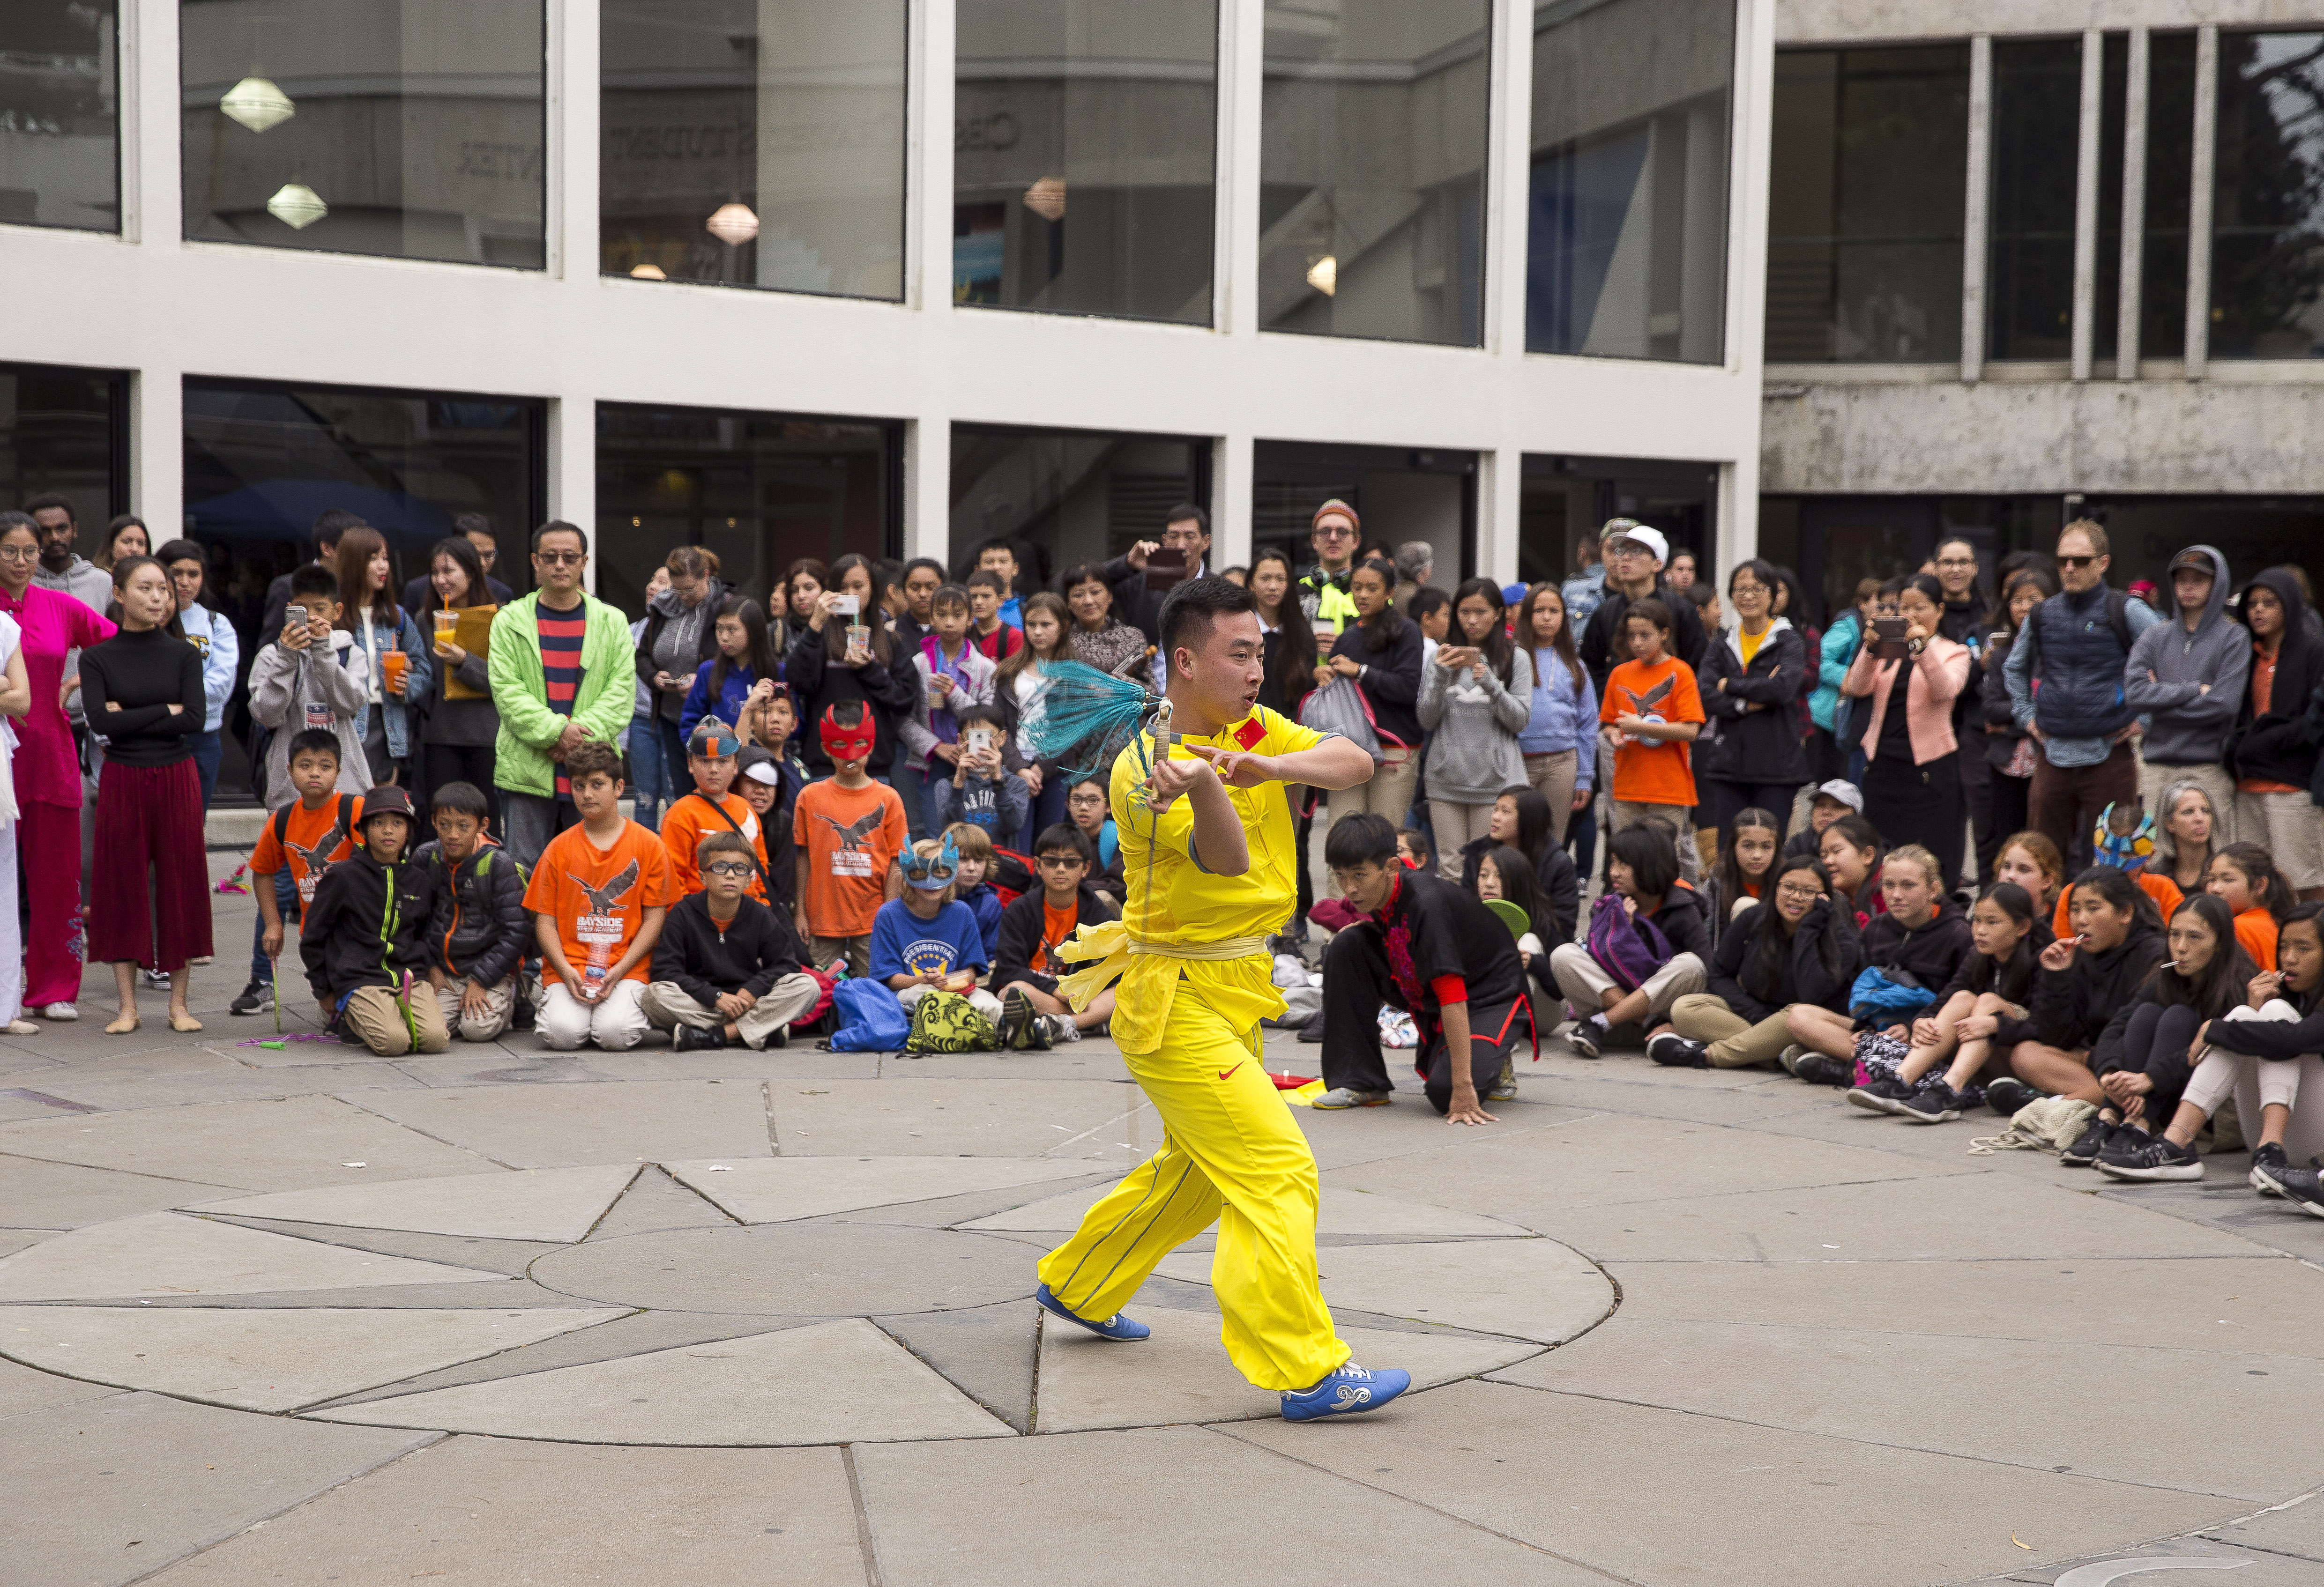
1604, 523, 1669, 565
1812, 779, 1864, 813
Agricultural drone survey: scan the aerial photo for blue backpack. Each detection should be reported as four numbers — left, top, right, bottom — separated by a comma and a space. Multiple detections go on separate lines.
1849, 965, 1936, 1024
828, 979, 910, 1052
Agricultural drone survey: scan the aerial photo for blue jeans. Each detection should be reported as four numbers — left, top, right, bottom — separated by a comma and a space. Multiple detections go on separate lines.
190, 729, 221, 814
626, 715, 670, 829
250, 867, 295, 987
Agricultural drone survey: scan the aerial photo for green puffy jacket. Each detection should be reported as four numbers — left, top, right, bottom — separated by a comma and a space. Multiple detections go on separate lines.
488, 592, 638, 799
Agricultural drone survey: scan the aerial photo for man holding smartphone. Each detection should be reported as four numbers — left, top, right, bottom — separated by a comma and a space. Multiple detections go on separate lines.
1098, 503, 1211, 647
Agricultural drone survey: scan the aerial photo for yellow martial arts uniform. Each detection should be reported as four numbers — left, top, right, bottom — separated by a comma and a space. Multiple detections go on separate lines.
1039, 705, 1348, 1393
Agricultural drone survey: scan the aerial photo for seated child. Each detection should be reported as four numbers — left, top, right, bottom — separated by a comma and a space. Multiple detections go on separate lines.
523, 740, 674, 1051
930, 703, 1028, 843
1066, 776, 1125, 904
644, 831, 822, 1051
1397, 828, 1430, 872
412, 780, 528, 1042
1782, 779, 1861, 864
991, 823, 1119, 1050
945, 821, 1006, 964
872, 835, 1004, 1026
298, 787, 448, 1055
794, 702, 909, 978
659, 719, 769, 901
241, 727, 360, 1016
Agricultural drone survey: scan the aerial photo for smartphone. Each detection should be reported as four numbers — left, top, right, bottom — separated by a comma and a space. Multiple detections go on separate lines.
1143, 545, 1188, 594
1871, 616, 1910, 660
830, 593, 860, 617
964, 725, 997, 756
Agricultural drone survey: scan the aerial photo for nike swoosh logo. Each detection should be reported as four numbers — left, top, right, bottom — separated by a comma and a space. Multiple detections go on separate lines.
1218, 1062, 1244, 1081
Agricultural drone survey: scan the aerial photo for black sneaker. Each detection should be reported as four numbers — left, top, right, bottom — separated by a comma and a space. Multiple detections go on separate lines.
1793, 1054, 1853, 1087
2061, 1116, 2116, 1168
2250, 1142, 2293, 1197
999, 988, 1039, 1052
1983, 1077, 2041, 1118
1647, 1033, 1708, 1068
673, 1023, 726, 1052
1845, 1075, 1915, 1114
1566, 1016, 1607, 1060
2271, 1164, 2324, 1218
228, 978, 273, 1016
2094, 1134, 2202, 1182
1899, 1082, 1965, 1124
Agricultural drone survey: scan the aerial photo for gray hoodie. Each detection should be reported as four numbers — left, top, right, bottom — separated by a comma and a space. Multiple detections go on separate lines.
1417, 645, 1533, 803
34, 554, 112, 616
2123, 545, 2249, 767
248, 629, 374, 805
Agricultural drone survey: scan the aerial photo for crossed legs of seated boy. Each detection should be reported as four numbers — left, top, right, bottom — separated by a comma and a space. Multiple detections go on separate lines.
340, 982, 451, 1055
642, 972, 821, 1050
895, 979, 1006, 1024
991, 972, 1113, 1032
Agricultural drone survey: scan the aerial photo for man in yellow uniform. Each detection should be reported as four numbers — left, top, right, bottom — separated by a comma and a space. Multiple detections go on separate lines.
1035, 576, 1408, 1421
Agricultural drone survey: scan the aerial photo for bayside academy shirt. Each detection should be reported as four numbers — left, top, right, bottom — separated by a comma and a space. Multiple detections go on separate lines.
250, 793, 365, 907
523, 820, 676, 984
868, 897, 989, 983
1601, 653, 1706, 808
793, 777, 908, 939
660, 788, 769, 903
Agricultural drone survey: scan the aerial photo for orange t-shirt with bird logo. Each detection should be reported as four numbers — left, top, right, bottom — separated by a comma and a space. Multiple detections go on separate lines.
793, 777, 909, 938
1601, 654, 1706, 808
521, 820, 676, 984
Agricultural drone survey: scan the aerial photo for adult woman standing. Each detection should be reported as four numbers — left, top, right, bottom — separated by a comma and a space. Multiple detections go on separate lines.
1418, 578, 1531, 877
1844, 573, 1971, 890
0, 608, 33, 1034
335, 527, 432, 787
97, 515, 149, 572
1514, 583, 1593, 845
1696, 559, 1808, 841
626, 563, 674, 828
1061, 564, 1149, 679
155, 538, 238, 814
78, 556, 209, 1033
995, 591, 1074, 850
636, 547, 726, 794
1979, 568, 2057, 862
415, 534, 499, 825
0, 512, 112, 1019
786, 556, 917, 780
1317, 558, 1423, 831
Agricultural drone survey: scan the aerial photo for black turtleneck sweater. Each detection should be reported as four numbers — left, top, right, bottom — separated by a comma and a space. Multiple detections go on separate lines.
78, 625, 204, 767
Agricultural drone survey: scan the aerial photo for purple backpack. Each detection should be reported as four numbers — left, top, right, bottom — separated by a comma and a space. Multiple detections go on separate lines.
1585, 893, 1675, 993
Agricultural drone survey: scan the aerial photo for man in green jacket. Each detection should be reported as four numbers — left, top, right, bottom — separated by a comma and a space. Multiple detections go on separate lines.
490, 521, 639, 869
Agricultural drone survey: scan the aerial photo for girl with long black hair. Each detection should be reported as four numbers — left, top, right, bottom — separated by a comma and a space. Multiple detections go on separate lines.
1867, 880, 2047, 1121
786, 552, 917, 778
1419, 578, 1532, 877
1318, 557, 1423, 831
1703, 806, 1782, 941
412, 534, 499, 823
1458, 786, 1581, 944
1654, 854, 1860, 1069
681, 595, 782, 744
2006, 865, 2170, 1110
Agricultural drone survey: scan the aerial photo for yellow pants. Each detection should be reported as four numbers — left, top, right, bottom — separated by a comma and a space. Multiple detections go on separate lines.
1036, 991, 1347, 1392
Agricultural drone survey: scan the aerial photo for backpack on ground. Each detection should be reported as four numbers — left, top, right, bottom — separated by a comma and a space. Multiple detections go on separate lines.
1584, 893, 1673, 993
827, 979, 909, 1052
904, 989, 999, 1053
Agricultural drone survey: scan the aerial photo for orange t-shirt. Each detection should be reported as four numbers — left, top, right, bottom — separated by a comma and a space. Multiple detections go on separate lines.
793, 777, 908, 939
1035, 899, 1078, 973
2235, 907, 2279, 972
2052, 872, 2182, 941
659, 790, 769, 903
522, 820, 676, 984
1601, 654, 1706, 808
251, 793, 365, 908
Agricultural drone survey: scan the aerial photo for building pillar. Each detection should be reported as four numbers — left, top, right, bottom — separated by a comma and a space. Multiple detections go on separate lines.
129, 370, 182, 538
2070, 30, 2103, 382
2186, 26, 2217, 379
904, 416, 951, 564
2117, 28, 2149, 379
551, 0, 598, 281
1212, 434, 1253, 572
1960, 34, 1993, 384
547, 397, 596, 593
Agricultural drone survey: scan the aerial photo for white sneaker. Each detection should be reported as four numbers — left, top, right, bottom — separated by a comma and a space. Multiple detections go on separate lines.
140, 969, 171, 989
1048, 1016, 1084, 1043
1311, 1086, 1392, 1109
38, 1002, 77, 1022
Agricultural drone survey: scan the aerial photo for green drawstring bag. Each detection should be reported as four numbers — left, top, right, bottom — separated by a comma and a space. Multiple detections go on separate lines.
903, 990, 999, 1053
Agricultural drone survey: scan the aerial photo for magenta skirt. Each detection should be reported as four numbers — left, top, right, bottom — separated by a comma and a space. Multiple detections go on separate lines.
88, 758, 213, 969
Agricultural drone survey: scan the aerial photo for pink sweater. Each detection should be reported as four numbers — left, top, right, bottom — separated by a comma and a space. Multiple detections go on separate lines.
0, 583, 116, 808
1844, 634, 1968, 766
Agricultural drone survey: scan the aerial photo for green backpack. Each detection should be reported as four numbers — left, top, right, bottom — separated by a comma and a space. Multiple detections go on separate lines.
905, 990, 999, 1053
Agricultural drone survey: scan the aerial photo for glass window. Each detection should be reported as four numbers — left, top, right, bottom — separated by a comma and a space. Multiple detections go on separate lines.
1253, 440, 1475, 585
954, 0, 1216, 322
595, 405, 898, 619
601, 2, 906, 298
1519, 453, 1713, 587
1527, 0, 1732, 363
0, 1, 118, 231
180, 0, 545, 267
2141, 33, 2198, 360
951, 426, 1207, 592
2212, 31, 2324, 358
0, 363, 126, 527
1988, 37, 2083, 361
2093, 35, 2127, 365
1259, 0, 1490, 346
1765, 46, 1968, 363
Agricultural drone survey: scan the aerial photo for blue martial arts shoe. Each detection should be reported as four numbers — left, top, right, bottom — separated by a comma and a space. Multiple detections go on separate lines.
1280, 1363, 1412, 1422
1035, 1283, 1151, 1341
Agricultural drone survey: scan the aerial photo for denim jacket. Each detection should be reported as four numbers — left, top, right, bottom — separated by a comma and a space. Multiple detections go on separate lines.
351, 610, 434, 761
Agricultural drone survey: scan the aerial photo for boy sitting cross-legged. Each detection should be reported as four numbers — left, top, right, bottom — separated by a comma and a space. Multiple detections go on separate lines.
298, 787, 449, 1055
238, 727, 361, 1016
523, 739, 674, 1051
991, 823, 1119, 1050
643, 831, 823, 1051
872, 835, 1006, 1025
412, 780, 528, 1042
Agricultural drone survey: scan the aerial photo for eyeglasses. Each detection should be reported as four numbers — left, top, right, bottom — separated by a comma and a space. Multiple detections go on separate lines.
703, 861, 755, 878
0, 546, 38, 564
2058, 555, 2097, 569
536, 549, 584, 565
1776, 883, 1825, 901
1314, 525, 1356, 540
1730, 582, 1768, 596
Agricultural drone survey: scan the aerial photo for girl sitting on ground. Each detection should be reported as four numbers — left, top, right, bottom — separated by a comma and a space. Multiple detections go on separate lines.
1548, 824, 1710, 1059
1992, 830, 2065, 923
1478, 842, 1562, 1026
2207, 840, 2289, 972
1459, 786, 1581, 945
1652, 855, 1860, 1069
1783, 842, 1971, 1087
1854, 881, 2045, 1122
2005, 867, 2170, 1117
2097, 903, 2324, 1194
1702, 806, 1782, 944
1817, 814, 1885, 927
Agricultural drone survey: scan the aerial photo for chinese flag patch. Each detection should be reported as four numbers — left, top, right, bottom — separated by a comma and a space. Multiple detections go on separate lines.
1234, 717, 1267, 750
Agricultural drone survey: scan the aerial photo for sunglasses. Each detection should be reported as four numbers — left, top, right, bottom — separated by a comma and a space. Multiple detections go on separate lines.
1035, 853, 1086, 868
536, 549, 584, 565
2058, 554, 2098, 569
703, 860, 755, 879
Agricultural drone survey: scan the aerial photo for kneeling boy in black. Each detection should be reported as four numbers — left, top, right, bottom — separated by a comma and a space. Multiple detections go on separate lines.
642, 831, 823, 1051
1312, 812, 1532, 1122
413, 780, 528, 1041
298, 786, 449, 1054
990, 823, 1119, 1050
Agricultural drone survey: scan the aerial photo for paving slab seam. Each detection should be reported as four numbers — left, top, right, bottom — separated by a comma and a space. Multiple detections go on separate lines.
0, 1147, 248, 1194
1486, 1379, 2280, 1505
762, 1080, 784, 1157
1201, 1422, 1651, 1586
112, 1426, 448, 1587
328, 1092, 528, 1171
283, 1310, 655, 1413
842, 1442, 887, 1587
1929, 1483, 2324, 1587
160, 1210, 529, 1280
2089, 1185, 2324, 1261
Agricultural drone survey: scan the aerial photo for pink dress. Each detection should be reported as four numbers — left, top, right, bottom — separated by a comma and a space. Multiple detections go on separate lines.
0, 582, 115, 1007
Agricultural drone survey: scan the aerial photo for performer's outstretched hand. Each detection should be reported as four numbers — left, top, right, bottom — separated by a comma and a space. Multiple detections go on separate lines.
1187, 743, 1276, 787
1147, 751, 1216, 808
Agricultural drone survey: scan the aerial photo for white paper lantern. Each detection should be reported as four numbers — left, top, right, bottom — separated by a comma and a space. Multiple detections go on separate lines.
1306, 255, 1338, 297
705, 202, 759, 246
266, 182, 328, 230
220, 76, 296, 133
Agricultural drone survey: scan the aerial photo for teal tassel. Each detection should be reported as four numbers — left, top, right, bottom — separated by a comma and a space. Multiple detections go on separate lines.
1020, 662, 1156, 782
